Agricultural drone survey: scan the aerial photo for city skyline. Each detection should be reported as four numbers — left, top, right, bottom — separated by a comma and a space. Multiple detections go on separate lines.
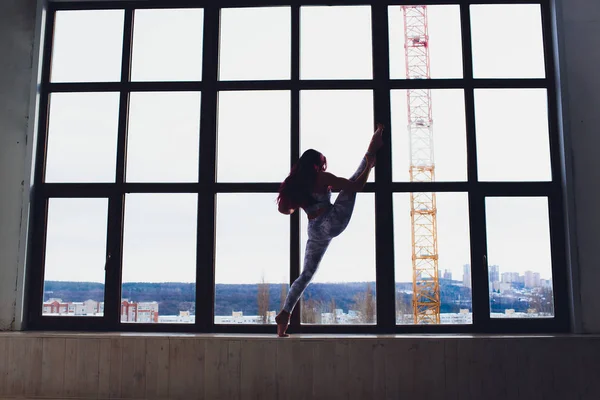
42, 270, 554, 323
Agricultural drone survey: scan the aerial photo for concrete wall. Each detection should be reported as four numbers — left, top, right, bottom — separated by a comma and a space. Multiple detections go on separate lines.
0, 0, 599, 332
0, 0, 40, 330
1, 332, 600, 399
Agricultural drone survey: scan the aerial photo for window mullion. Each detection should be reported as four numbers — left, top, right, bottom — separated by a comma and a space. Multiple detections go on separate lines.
196, 6, 220, 332
104, 8, 133, 329
372, 3, 396, 332
288, 4, 302, 330
460, 3, 490, 331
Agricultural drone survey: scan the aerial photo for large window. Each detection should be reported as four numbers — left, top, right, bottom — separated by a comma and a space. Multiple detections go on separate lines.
28, 0, 568, 333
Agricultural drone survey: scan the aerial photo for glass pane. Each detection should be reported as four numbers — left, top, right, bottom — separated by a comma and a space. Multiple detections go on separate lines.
300, 194, 376, 325
475, 89, 551, 181
471, 5, 545, 79
43, 198, 107, 316
486, 197, 554, 318
131, 9, 204, 82
51, 10, 124, 83
301, 90, 374, 182
389, 5, 463, 79
394, 193, 472, 325
217, 91, 290, 182
45, 93, 119, 183
301, 6, 372, 80
215, 194, 289, 324
126, 92, 201, 183
219, 7, 290, 81
391, 89, 467, 182
121, 194, 197, 324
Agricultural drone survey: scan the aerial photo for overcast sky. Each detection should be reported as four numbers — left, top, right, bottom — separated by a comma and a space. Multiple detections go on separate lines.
42, 5, 554, 296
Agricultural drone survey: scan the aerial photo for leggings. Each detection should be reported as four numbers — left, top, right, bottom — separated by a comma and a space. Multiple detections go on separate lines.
282, 156, 369, 313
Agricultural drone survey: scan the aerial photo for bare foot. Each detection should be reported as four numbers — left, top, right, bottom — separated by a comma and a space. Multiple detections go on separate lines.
275, 310, 290, 337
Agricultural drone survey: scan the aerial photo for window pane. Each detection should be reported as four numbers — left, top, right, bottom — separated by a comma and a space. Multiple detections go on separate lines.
51, 10, 124, 83
301, 6, 372, 80
391, 89, 467, 182
475, 89, 551, 181
219, 7, 290, 81
389, 5, 463, 79
217, 91, 290, 182
394, 193, 472, 325
43, 198, 107, 317
121, 194, 197, 324
471, 5, 545, 79
301, 90, 374, 182
126, 92, 201, 183
45, 93, 119, 183
215, 194, 289, 324
486, 197, 555, 318
301, 194, 376, 325
131, 9, 204, 82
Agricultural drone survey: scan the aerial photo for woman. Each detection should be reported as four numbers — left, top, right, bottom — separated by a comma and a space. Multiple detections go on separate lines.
275, 123, 384, 337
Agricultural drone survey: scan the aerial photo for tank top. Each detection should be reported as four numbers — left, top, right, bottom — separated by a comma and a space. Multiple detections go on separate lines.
304, 188, 332, 215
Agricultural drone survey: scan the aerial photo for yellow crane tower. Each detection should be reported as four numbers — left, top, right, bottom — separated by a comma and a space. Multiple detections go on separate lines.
401, 5, 440, 324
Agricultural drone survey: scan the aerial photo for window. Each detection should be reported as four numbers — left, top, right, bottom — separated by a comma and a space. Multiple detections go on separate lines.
42, 198, 108, 317
28, 1, 568, 334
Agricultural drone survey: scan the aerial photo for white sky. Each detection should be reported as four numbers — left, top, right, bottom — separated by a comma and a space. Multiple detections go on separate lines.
42, 4, 555, 289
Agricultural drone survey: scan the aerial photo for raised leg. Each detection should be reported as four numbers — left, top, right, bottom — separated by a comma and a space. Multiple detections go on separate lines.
326, 156, 370, 237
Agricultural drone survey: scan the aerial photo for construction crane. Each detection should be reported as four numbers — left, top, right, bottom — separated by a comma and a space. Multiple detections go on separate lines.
401, 5, 440, 324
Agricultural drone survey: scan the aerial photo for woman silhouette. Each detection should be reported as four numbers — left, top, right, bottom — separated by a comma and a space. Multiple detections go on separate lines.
275, 123, 384, 336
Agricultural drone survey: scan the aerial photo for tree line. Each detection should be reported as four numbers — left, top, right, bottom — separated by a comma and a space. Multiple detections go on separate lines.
44, 280, 473, 318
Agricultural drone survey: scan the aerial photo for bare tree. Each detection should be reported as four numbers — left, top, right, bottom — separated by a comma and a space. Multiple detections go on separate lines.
364, 283, 376, 323
257, 275, 270, 324
302, 296, 319, 324
352, 283, 376, 323
395, 294, 412, 324
329, 297, 338, 324
529, 287, 554, 316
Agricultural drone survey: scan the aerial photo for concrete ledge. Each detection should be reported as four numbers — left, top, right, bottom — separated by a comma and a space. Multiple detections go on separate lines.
0, 332, 598, 399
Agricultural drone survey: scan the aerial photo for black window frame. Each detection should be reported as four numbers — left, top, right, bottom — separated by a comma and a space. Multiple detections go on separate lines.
25, 0, 570, 334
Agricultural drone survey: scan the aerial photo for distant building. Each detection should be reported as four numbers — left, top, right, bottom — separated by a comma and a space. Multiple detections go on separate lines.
159, 310, 195, 324
540, 279, 552, 289
443, 269, 452, 280
440, 310, 472, 325
43, 298, 68, 315
489, 265, 500, 284
215, 311, 272, 324
533, 272, 541, 288
462, 264, 471, 289
492, 281, 512, 293
501, 272, 520, 284
43, 298, 103, 316
121, 300, 159, 323
524, 271, 541, 289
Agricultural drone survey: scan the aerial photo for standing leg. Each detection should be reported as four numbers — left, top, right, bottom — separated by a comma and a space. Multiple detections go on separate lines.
276, 237, 331, 336
284, 238, 331, 313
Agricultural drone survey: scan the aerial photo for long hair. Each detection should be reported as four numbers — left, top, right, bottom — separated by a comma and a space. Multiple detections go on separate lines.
277, 149, 327, 209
